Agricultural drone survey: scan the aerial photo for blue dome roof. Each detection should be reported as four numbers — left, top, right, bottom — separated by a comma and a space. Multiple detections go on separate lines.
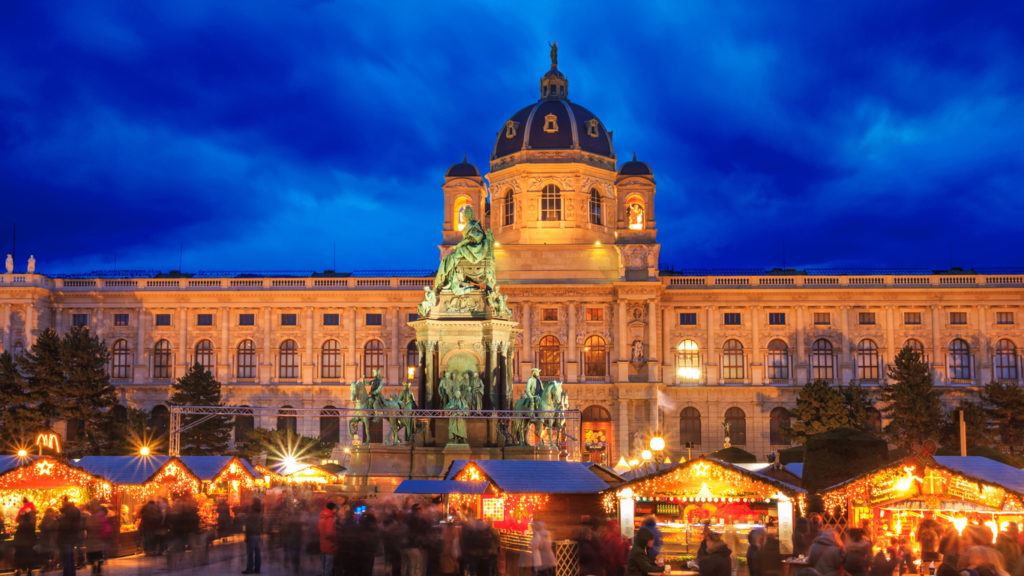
492, 99, 614, 160
445, 156, 481, 178
618, 155, 653, 176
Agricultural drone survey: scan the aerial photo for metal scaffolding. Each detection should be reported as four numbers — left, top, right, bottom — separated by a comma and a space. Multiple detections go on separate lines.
167, 405, 582, 459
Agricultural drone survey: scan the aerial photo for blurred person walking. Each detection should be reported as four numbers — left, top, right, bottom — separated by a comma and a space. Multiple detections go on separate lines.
57, 496, 82, 576
529, 520, 556, 576
84, 503, 112, 575
318, 502, 338, 576
14, 497, 37, 576
627, 526, 665, 576
808, 529, 846, 576
242, 498, 263, 574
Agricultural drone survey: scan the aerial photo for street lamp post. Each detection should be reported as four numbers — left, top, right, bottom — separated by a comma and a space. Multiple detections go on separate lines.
650, 436, 665, 470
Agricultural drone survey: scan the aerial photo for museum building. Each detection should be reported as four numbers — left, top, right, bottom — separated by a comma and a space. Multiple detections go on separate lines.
1, 56, 1022, 463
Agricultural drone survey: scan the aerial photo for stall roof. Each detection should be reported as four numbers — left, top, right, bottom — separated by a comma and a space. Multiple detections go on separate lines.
446, 459, 614, 494
395, 479, 489, 494
75, 456, 173, 484
0, 455, 38, 475
177, 456, 261, 481
822, 455, 1024, 500
612, 457, 806, 496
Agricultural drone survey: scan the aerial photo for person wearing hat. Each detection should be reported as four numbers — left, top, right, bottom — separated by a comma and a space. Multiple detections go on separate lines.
694, 531, 732, 576
628, 526, 665, 576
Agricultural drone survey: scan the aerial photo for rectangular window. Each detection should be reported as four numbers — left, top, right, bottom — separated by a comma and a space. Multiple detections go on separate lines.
904, 312, 922, 325
542, 308, 558, 321
197, 314, 213, 326
813, 312, 831, 325
72, 313, 88, 327
113, 313, 129, 327
408, 313, 418, 322
365, 313, 382, 326
950, 311, 967, 325
723, 312, 741, 326
996, 311, 1014, 325
679, 312, 697, 326
858, 312, 876, 325
239, 313, 255, 326
585, 307, 603, 322
768, 312, 786, 326
281, 313, 297, 326
323, 313, 340, 326
155, 314, 171, 327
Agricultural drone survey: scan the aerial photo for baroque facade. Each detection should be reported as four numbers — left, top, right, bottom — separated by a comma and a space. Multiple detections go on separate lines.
1, 56, 1022, 463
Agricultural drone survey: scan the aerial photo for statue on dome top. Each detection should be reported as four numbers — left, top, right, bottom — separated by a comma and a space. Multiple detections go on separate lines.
548, 41, 557, 68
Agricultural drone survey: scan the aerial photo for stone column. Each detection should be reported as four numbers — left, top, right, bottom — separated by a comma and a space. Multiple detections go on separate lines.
521, 302, 533, 374
705, 306, 717, 385
616, 300, 628, 381
391, 307, 401, 384
349, 308, 359, 381
885, 306, 895, 381
930, 305, 943, 381
220, 307, 231, 385
24, 304, 36, 346
839, 306, 850, 382
262, 307, 273, 382
55, 305, 65, 335
662, 307, 673, 384
617, 398, 629, 461
179, 307, 188, 381
977, 305, 989, 384
750, 305, 761, 385
648, 299, 659, 382
566, 303, 578, 382
305, 306, 316, 382
1, 303, 11, 351
135, 306, 147, 383
795, 306, 805, 384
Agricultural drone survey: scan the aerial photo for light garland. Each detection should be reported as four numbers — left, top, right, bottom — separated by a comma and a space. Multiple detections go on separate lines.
0, 458, 112, 500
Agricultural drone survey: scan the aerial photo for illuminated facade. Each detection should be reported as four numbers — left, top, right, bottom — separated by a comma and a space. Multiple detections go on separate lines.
1, 57, 1023, 463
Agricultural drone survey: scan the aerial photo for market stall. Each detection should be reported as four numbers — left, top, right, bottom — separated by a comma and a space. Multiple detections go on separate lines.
821, 455, 1024, 554
75, 456, 202, 530
178, 456, 262, 504
607, 457, 806, 559
0, 455, 112, 525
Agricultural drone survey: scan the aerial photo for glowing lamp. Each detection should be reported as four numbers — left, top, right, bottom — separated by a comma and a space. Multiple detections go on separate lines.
139, 446, 151, 457
628, 459, 639, 467
17, 449, 27, 457
641, 450, 652, 461
594, 241, 601, 246
618, 487, 634, 499
650, 437, 666, 452
953, 517, 967, 535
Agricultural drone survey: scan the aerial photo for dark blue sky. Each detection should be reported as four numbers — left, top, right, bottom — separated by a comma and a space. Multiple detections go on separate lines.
1, 2, 1022, 276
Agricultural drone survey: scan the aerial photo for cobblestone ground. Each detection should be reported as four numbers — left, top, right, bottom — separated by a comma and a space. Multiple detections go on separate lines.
43, 537, 387, 576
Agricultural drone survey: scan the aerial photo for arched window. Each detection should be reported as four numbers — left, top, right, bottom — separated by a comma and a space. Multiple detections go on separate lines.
363, 339, 385, 378
279, 339, 298, 379
627, 199, 645, 230
857, 339, 880, 381
866, 407, 882, 434
724, 407, 747, 446
679, 407, 701, 447
589, 188, 602, 225
722, 339, 744, 380
112, 339, 131, 379
949, 339, 972, 381
541, 184, 561, 221
811, 339, 835, 381
583, 335, 607, 379
582, 405, 611, 421
153, 339, 172, 379
582, 405, 613, 465
676, 340, 700, 383
770, 407, 791, 446
321, 339, 341, 380
538, 335, 561, 378
904, 339, 926, 363
994, 339, 1018, 381
194, 340, 214, 371
454, 197, 471, 232
277, 406, 297, 435
237, 339, 256, 379
149, 405, 169, 438
767, 339, 789, 381
503, 190, 515, 227
234, 406, 254, 444
320, 406, 340, 444
406, 340, 420, 382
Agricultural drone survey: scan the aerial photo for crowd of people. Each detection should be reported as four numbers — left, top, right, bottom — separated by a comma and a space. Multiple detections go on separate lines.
0, 496, 115, 576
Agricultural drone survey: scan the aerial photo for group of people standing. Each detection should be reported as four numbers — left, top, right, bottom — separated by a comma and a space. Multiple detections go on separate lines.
1, 496, 113, 576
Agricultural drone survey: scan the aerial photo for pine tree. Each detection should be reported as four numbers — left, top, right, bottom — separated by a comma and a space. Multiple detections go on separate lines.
18, 328, 65, 426
0, 351, 40, 449
169, 363, 231, 454
978, 381, 1024, 455
881, 345, 943, 451
59, 325, 118, 456
842, 383, 873, 430
788, 380, 854, 443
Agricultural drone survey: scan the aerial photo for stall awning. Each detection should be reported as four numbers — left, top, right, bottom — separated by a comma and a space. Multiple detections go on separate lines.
883, 500, 1001, 512
394, 479, 489, 494
446, 460, 614, 494
75, 456, 173, 485
177, 456, 261, 481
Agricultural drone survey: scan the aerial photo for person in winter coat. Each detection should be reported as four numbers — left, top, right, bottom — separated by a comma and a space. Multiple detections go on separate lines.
577, 520, 606, 576
641, 517, 664, 562
318, 502, 338, 576
530, 521, 556, 576
601, 520, 630, 576
627, 526, 665, 576
869, 548, 900, 576
14, 498, 38, 576
747, 528, 767, 576
844, 528, 873, 576
58, 497, 82, 576
242, 498, 263, 574
40, 508, 59, 571
808, 529, 846, 576
696, 532, 732, 576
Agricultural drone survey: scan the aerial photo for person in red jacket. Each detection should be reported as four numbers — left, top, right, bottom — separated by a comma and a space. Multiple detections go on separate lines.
318, 502, 338, 576
601, 519, 630, 576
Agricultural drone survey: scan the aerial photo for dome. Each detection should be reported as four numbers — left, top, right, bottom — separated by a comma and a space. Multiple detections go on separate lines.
492, 99, 614, 160
492, 50, 614, 162
445, 155, 481, 178
618, 153, 653, 176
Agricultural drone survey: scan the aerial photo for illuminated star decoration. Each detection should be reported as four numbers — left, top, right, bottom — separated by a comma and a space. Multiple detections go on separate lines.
36, 461, 54, 476
693, 462, 710, 477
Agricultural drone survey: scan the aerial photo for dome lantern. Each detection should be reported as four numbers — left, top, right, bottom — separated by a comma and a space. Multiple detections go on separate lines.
540, 42, 568, 99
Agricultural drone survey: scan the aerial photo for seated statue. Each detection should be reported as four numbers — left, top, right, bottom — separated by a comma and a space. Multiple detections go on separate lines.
434, 206, 493, 295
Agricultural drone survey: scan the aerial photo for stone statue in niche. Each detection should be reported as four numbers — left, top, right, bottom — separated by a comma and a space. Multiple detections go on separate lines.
446, 387, 468, 444
438, 371, 454, 408
417, 286, 436, 317
631, 339, 645, 364
469, 371, 484, 410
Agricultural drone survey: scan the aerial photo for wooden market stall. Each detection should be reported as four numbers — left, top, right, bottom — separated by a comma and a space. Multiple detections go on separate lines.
0, 456, 112, 526
820, 455, 1024, 555
608, 457, 806, 560
75, 456, 202, 532
177, 456, 262, 505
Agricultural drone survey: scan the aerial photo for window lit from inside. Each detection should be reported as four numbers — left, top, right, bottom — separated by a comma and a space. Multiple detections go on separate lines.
722, 339, 744, 380
541, 185, 561, 221
675, 340, 700, 383
767, 339, 789, 380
